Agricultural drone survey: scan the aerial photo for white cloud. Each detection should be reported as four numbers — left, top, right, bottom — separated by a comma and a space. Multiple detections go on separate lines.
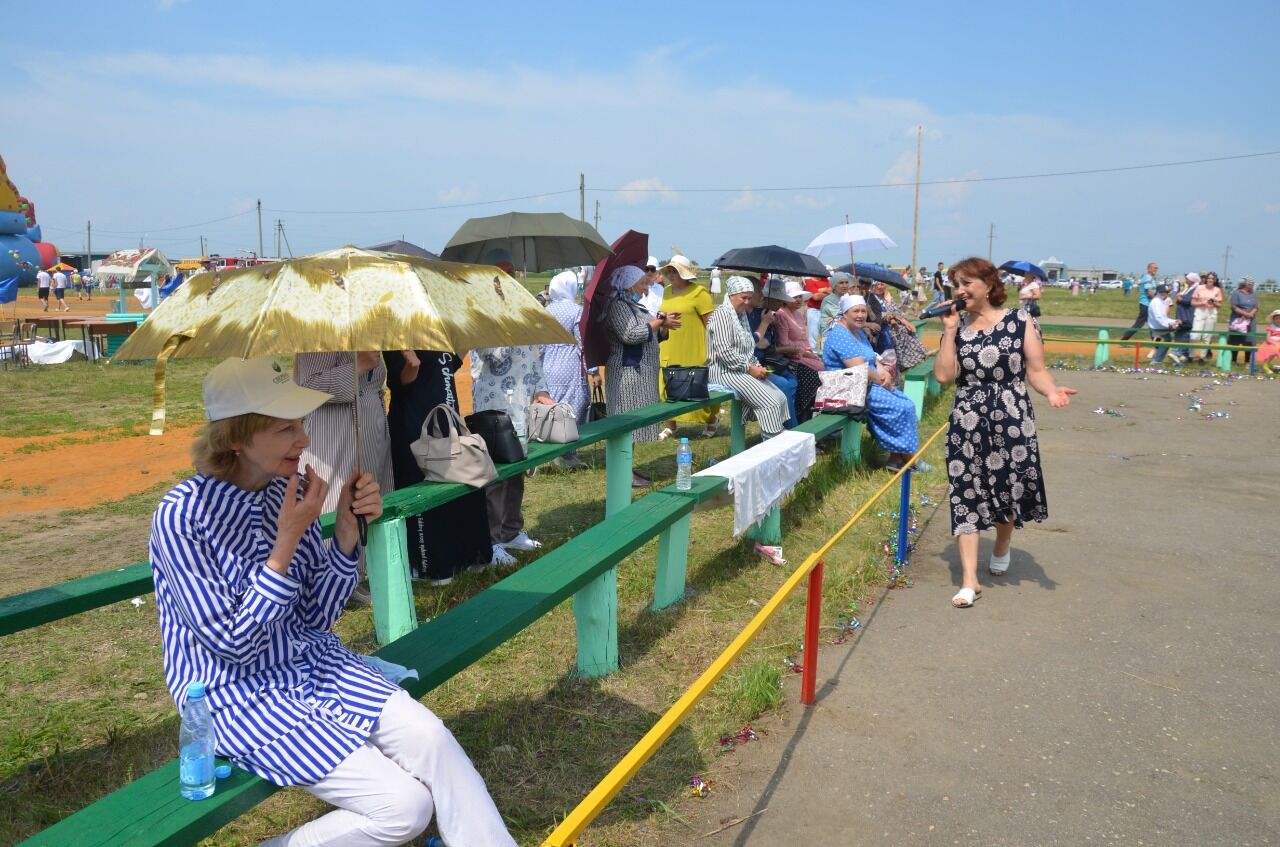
1187, 199, 1209, 214
728, 188, 762, 211
437, 187, 479, 204
1264, 202, 1280, 215
616, 178, 677, 206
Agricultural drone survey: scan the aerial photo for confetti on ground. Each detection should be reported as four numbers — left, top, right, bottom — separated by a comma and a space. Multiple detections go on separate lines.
718, 725, 760, 753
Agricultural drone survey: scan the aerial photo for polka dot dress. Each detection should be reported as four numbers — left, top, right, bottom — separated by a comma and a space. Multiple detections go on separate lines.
947, 308, 1048, 536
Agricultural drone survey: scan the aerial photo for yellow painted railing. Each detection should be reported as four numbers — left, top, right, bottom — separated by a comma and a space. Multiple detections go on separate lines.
542, 420, 951, 846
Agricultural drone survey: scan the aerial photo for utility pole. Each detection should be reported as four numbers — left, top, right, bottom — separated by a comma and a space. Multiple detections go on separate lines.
280, 221, 294, 258
987, 223, 996, 261
593, 199, 600, 231
579, 174, 585, 222
200, 235, 206, 257
1223, 244, 1231, 281
274, 220, 282, 259
86, 220, 91, 270
256, 199, 264, 259
910, 125, 922, 278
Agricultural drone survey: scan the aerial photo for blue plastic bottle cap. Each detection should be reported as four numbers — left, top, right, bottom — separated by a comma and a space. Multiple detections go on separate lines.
187, 681, 207, 698
680, 437, 689, 443
214, 765, 232, 779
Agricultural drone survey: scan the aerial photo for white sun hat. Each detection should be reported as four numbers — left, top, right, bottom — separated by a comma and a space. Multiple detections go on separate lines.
203, 357, 331, 422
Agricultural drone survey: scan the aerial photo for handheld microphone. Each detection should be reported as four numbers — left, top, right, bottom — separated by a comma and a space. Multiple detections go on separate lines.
920, 297, 965, 319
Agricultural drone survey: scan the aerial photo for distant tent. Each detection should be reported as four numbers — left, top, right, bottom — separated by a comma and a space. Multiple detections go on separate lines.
365, 240, 439, 260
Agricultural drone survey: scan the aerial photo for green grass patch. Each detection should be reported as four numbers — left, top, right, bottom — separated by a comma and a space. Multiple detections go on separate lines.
1, 394, 952, 846
0, 359, 217, 437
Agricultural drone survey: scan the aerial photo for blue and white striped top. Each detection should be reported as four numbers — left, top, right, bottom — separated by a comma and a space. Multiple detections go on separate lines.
150, 473, 400, 786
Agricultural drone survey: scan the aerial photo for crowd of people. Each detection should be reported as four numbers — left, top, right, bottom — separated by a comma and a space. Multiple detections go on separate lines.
143, 251, 1088, 844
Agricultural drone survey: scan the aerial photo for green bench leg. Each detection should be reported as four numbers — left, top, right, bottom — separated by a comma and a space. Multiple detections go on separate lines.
653, 513, 692, 610
365, 518, 418, 645
1216, 334, 1229, 371
604, 432, 633, 517
748, 505, 782, 545
573, 569, 619, 677
577, 434, 631, 677
841, 418, 863, 466
904, 378, 925, 419
926, 372, 940, 397
1094, 329, 1110, 367
730, 397, 746, 454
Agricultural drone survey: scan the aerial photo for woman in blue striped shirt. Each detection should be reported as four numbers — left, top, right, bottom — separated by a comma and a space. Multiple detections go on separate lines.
151, 357, 514, 846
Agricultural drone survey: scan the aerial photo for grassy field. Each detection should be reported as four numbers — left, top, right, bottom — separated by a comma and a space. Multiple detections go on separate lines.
1037, 286, 1280, 323
0, 355, 953, 845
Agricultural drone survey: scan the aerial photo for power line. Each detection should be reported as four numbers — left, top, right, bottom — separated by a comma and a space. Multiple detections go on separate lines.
84, 209, 257, 236
267, 188, 578, 216
589, 149, 1280, 194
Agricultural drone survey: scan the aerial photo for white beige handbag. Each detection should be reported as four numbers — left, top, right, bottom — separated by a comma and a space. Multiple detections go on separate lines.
814, 364, 869, 411
526, 402, 579, 444
410, 404, 498, 487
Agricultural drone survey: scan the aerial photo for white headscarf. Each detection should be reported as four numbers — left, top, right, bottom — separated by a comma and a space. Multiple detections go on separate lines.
839, 294, 867, 314
548, 270, 578, 302
725, 276, 755, 297
609, 265, 646, 292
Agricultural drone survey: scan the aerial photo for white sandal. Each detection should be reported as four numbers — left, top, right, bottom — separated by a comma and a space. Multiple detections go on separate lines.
989, 551, 1011, 575
952, 587, 981, 608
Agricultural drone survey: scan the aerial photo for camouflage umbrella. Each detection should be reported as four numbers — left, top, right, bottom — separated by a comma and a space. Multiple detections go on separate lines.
115, 245, 573, 433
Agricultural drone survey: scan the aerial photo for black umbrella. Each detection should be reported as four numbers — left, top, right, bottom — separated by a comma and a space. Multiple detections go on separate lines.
833, 262, 910, 291
713, 245, 830, 278
440, 211, 612, 272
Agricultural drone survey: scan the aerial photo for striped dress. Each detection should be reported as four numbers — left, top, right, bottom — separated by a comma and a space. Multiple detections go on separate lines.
295, 352, 395, 513
603, 296, 662, 442
149, 474, 401, 786
706, 302, 790, 439
540, 299, 589, 422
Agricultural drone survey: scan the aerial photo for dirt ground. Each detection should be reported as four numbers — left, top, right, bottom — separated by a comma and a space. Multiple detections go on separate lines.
679, 369, 1280, 846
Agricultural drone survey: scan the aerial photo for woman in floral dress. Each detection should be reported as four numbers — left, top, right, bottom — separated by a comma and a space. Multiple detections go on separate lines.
934, 257, 1077, 608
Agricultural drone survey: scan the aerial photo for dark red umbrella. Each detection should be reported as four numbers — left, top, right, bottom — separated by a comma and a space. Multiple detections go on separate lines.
580, 229, 649, 368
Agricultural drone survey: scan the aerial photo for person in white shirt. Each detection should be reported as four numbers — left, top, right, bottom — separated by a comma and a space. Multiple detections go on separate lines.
36, 269, 51, 311
1146, 284, 1182, 364
639, 255, 665, 316
52, 270, 71, 311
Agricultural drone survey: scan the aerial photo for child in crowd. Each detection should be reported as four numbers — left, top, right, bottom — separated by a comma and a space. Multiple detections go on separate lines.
1257, 309, 1280, 373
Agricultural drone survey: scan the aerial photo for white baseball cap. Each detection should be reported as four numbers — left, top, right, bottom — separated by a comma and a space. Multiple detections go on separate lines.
784, 279, 807, 301
203, 357, 331, 422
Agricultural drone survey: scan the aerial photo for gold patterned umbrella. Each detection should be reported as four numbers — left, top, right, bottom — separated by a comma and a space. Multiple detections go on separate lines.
114, 245, 573, 434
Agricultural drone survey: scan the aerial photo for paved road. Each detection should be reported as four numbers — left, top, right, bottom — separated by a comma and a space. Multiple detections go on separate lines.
686, 369, 1279, 846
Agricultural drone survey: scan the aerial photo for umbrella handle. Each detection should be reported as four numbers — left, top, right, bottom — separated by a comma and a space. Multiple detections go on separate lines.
357, 513, 368, 547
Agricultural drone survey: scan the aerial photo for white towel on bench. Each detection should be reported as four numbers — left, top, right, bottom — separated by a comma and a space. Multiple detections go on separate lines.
695, 430, 817, 535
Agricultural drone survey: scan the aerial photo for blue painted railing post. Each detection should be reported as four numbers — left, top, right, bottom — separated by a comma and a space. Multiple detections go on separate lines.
574, 432, 630, 676
365, 517, 418, 645
1094, 329, 1110, 368
896, 468, 912, 564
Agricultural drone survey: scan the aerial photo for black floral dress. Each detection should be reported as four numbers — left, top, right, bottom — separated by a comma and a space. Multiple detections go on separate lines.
947, 308, 1048, 535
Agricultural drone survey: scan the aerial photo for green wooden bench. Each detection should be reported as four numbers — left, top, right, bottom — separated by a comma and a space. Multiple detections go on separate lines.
17, 475, 729, 847
902, 353, 940, 419
0, 393, 734, 642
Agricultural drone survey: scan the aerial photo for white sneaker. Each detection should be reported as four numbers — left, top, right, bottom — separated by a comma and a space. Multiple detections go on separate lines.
500, 531, 543, 551
490, 544, 518, 567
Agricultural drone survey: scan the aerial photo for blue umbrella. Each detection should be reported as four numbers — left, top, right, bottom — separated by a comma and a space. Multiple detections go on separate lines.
833, 262, 909, 290
999, 260, 1047, 282
0, 275, 18, 306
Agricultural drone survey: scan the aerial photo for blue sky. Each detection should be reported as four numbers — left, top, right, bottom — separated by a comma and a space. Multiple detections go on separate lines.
4, 0, 1278, 278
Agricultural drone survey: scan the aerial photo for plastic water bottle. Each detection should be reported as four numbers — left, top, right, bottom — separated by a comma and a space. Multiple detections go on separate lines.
179, 681, 216, 800
676, 438, 693, 490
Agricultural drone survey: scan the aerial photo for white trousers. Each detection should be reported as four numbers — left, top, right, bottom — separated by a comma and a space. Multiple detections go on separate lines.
261, 689, 516, 847
1192, 307, 1218, 346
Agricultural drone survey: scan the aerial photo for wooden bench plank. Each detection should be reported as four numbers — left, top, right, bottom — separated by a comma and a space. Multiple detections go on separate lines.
19, 490, 705, 847
0, 563, 153, 637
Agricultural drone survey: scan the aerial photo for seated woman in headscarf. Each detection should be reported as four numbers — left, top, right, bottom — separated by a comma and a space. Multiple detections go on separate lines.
746, 277, 798, 428
766, 277, 825, 424
541, 270, 592, 469
823, 294, 920, 469
150, 358, 515, 847
602, 264, 681, 486
706, 276, 792, 440
869, 278, 929, 377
